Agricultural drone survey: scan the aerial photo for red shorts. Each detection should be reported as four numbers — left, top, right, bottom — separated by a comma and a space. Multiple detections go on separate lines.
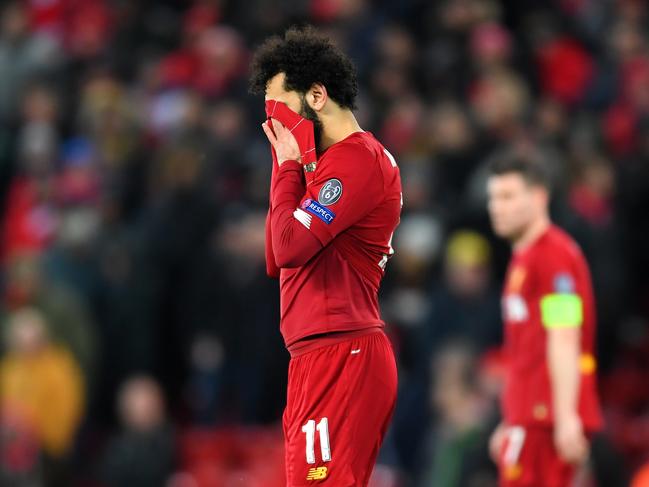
498, 426, 576, 487
283, 329, 398, 486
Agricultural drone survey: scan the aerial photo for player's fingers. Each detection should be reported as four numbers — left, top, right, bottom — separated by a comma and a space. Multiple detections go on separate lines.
266, 118, 277, 136
564, 444, 581, 464
561, 438, 587, 465
272, 121, 283, 137
262, 121, 278, 145
576, 436, 590, 464
271, 118, 292, 141
559, 445, 574, 464
573, 445, 588, 465
582, 443, 591, 464
262, 120, 275, 138
270, 117, 286, 132
489, 430, 503, 462
488, 435, 497, 459
273, 119, 301, 153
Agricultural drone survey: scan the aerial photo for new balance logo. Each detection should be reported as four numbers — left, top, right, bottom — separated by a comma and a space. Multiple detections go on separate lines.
306, 467, 328, 480
294, 208, 313, 229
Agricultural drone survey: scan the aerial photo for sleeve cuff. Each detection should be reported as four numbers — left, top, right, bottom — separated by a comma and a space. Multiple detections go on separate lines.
277, 160, 302, 172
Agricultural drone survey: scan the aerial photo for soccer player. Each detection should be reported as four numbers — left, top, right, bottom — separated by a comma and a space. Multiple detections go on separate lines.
249, 27, 402, 486
486, 157, 603, 487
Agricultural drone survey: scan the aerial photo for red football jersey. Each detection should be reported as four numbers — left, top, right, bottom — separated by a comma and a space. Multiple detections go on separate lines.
271, 131, 402, 350
501, 225, 603, 430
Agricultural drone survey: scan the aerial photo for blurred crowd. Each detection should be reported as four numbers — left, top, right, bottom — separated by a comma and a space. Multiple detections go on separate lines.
0, 0, 648, 486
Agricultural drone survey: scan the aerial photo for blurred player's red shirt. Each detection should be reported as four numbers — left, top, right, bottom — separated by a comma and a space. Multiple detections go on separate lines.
271, 131, 402, 353
501, 225, 603, 430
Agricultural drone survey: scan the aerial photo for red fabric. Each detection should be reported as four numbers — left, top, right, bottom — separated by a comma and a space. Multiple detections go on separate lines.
501, 225, 603, 431
569, 184, 613, 226
498, 426, 576, 487
536, 37, 594, 105
274, 131, 401, 349
183, 3, 221, 39
2, 178, 57, 261
265, 209, 281, 278
601, 363, 649, 411
65, 0, 112, 58
621, 56, 649, 110
158, 27, 246, 95
178, 427, 286, 486
264, 100, 320, 278
603, 103, 638, 156
28, 0, 66, 34
269, 161, 322, 268
192, 27, 247, 97
283, 330, 397, 486
310, 0, 345, 22
158, 50, 199, 88
265, 100, 317, 168
261, 100, 403, 350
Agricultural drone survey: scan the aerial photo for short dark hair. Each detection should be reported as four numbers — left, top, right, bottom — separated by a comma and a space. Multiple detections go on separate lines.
248, 25, 358, 110
487, 155, 551, 190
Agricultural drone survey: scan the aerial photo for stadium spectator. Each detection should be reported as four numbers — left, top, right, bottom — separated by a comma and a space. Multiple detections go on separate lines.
0, 307, 84, 487
99, 375, 175, 487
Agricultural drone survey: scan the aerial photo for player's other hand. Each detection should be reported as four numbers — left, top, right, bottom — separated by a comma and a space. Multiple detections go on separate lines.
262, 118, 301, 166
489, 422, 507, 463
554, 414, 589, 465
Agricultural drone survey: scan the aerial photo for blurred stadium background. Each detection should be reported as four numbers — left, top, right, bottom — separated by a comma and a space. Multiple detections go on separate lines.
0, 0, 648, 485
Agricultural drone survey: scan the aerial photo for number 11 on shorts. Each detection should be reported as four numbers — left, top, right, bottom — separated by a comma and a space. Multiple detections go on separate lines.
302, 417, 331, 464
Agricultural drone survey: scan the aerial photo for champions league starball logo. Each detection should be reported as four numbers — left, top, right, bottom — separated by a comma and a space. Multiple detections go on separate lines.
302, 199, 312, 209
318, 179, 343, 206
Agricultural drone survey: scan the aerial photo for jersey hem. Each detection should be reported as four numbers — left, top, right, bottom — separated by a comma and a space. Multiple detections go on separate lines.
285, 324, 384, 357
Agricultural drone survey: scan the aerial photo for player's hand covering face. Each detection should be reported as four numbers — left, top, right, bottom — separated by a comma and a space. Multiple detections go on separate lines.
262, 100, 317, 169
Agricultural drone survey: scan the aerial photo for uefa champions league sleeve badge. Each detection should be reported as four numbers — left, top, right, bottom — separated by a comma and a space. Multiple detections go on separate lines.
318, 179, 343, 206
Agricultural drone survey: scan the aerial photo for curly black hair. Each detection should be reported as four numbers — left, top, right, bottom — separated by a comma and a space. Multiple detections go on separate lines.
249, 26, 358, 110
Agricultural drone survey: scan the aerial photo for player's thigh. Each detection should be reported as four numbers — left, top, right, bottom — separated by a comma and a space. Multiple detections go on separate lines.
283, 331, 397, 486
344, 331, 398, 485
498, 427, 576, 487
537, 430, 577, 487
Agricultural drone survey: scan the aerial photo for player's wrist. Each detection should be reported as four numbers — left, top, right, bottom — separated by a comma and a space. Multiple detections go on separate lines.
278, 158, 303, 170
555, 411, 581, 428
278, 155, 302, 166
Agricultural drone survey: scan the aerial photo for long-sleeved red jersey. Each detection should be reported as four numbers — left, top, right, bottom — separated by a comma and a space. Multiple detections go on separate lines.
265, 111, 402, 353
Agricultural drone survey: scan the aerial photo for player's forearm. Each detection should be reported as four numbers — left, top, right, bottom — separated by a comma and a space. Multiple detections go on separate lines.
265, 209, 280, 278
269, 146, 280, 203
271, 159, 303, 203
265, 147, 283, 277
547, 328, 581, 422
271, 161, 322, 268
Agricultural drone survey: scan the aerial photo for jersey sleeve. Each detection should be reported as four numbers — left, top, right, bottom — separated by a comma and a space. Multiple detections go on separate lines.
265, 146, 281, 277
537, 251, 584, 329
270, 161, 323, 268
265, 209, 280, 278
292, 143, 384, 246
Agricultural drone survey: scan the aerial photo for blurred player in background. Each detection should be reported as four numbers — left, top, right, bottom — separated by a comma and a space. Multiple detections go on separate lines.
249, 27, 402, 486
486, 157, 603, 487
